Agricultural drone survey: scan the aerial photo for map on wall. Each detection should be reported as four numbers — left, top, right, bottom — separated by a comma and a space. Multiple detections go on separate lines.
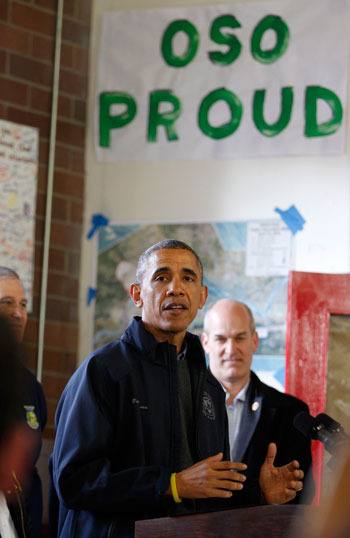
94, 221, 290, 390
0, 119, 38, 309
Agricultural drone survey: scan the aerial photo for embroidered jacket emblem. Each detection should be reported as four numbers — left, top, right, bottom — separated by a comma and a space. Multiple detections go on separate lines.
202, 391, 215, 420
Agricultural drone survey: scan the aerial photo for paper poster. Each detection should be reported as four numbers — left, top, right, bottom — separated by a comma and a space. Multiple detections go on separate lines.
0, 119, 38, 308
245, 219, 292, 277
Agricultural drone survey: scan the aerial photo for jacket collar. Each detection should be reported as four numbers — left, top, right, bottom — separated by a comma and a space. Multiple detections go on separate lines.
121, 317, 206, 367
122, 316, 160, 356
234, 371, 263, 461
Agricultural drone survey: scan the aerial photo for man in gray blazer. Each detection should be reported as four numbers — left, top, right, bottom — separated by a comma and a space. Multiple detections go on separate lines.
201, 299, 314, 503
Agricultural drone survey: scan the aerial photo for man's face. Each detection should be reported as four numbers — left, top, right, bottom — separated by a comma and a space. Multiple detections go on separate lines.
0, 278, 28, 342
130, 249, 207, 344
201, 303, 258, 387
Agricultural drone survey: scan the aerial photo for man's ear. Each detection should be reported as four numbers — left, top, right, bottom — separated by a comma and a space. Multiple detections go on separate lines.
200, 331, 209, 353
253, 331, 259, 353
199, 285, 208, 309
129, 283, 143, 308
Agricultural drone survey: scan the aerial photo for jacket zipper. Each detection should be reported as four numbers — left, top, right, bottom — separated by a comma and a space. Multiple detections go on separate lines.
107, 521, 116, 538
194, 367, 205, 460
12, 471, 27, 538
167, 345, 176, 469
190, 353, 205, 513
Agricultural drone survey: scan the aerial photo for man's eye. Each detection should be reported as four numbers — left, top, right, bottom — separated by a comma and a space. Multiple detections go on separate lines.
184, 275, 194, 282
155, 275, 167, 282
236, 336, 246, 342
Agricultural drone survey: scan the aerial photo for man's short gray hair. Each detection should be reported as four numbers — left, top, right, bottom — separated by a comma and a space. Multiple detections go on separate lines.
0, 267, 20, 280
136, 239, 204, 284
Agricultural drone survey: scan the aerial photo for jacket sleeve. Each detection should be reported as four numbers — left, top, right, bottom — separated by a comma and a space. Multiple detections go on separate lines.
295, 401, 315, 504
52, 359, 172, 516
274, 399, 315, 504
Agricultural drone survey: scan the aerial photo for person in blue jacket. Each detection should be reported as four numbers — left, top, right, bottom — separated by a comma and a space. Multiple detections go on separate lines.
0, 267, 47, 537
51, 240, 304, 538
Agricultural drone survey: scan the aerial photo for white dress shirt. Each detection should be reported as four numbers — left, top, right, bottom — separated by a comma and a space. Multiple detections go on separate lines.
0, 492, 18, 538
224, 380, 250, 461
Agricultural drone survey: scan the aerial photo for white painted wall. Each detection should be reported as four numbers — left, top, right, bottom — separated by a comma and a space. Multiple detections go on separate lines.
79, 0, 350, 360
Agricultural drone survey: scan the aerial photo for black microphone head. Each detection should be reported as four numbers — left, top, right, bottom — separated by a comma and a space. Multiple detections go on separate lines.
315, 413, 344, 433
293, 411, 314, 439
294, 411, 348, 454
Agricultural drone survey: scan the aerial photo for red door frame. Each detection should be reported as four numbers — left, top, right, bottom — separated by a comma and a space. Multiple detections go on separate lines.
285, 271, 350, 503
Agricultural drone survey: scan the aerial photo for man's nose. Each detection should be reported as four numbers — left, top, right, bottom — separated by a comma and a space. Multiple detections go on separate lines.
12, 305, 23, 318
225, 339, 236, 355
166, 275, 184, 295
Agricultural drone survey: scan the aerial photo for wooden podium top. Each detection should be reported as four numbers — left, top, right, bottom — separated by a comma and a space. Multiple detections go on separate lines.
135, 504, 316, 538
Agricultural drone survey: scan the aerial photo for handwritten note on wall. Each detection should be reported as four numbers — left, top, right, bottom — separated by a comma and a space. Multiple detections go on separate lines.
0, 119, 38, 309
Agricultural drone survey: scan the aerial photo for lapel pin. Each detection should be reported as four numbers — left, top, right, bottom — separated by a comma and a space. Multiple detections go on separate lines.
252, 401, 259, 412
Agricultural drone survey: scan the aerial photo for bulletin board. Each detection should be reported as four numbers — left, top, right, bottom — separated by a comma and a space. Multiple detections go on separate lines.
0, 119, 38, 308
93, 220, 291, 390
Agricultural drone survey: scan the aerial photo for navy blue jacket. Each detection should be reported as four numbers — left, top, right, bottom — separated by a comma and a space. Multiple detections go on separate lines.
234, 371, 314, 503
18, 365, 47, 536
51, 318, 231, 537
5, 365, 47, 538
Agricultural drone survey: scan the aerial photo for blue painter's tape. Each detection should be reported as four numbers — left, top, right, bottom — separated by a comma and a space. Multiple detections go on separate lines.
87, 213, 110, 240
274, 205, 306, 235
87, 287, 97, 306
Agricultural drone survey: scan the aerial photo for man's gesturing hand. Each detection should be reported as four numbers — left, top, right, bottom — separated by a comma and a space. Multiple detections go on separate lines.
259, 442, 304, 504
174, 452, 247, 499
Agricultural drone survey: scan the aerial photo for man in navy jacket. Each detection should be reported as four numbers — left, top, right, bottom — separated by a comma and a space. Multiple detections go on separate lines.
52, 240, 305, 538
0, 267, 47, 536
201, 299, 314, 503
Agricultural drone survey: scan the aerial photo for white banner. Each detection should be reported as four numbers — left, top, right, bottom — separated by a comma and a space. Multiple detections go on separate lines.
96, 0, 350, 162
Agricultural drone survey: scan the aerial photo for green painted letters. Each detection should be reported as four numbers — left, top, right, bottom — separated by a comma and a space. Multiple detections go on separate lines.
251, 15, 289, 64
148, 90, 181, 142
99, 92, 137, 148
209, 14, 242, 66
253, 87, 293, 136
198, 87, 243, 139
305, 86, 343, 137
161, 19, 199, 67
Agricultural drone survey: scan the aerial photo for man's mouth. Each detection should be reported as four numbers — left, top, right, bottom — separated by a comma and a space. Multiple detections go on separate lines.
8, 323, 24, 339
10, 322, 23, 330
163, 303, 188, 311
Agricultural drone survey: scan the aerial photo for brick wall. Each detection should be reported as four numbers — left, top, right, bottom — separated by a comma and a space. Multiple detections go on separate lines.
0, 0, 92, 437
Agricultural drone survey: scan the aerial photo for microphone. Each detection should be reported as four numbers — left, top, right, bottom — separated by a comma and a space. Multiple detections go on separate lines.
293, 411, 349, 454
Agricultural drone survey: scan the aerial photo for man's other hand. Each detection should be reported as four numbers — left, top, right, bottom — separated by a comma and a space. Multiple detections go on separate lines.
259, 442, 304, 504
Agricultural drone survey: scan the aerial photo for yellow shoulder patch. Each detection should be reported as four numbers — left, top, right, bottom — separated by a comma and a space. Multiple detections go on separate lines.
24, 405, 40, 430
